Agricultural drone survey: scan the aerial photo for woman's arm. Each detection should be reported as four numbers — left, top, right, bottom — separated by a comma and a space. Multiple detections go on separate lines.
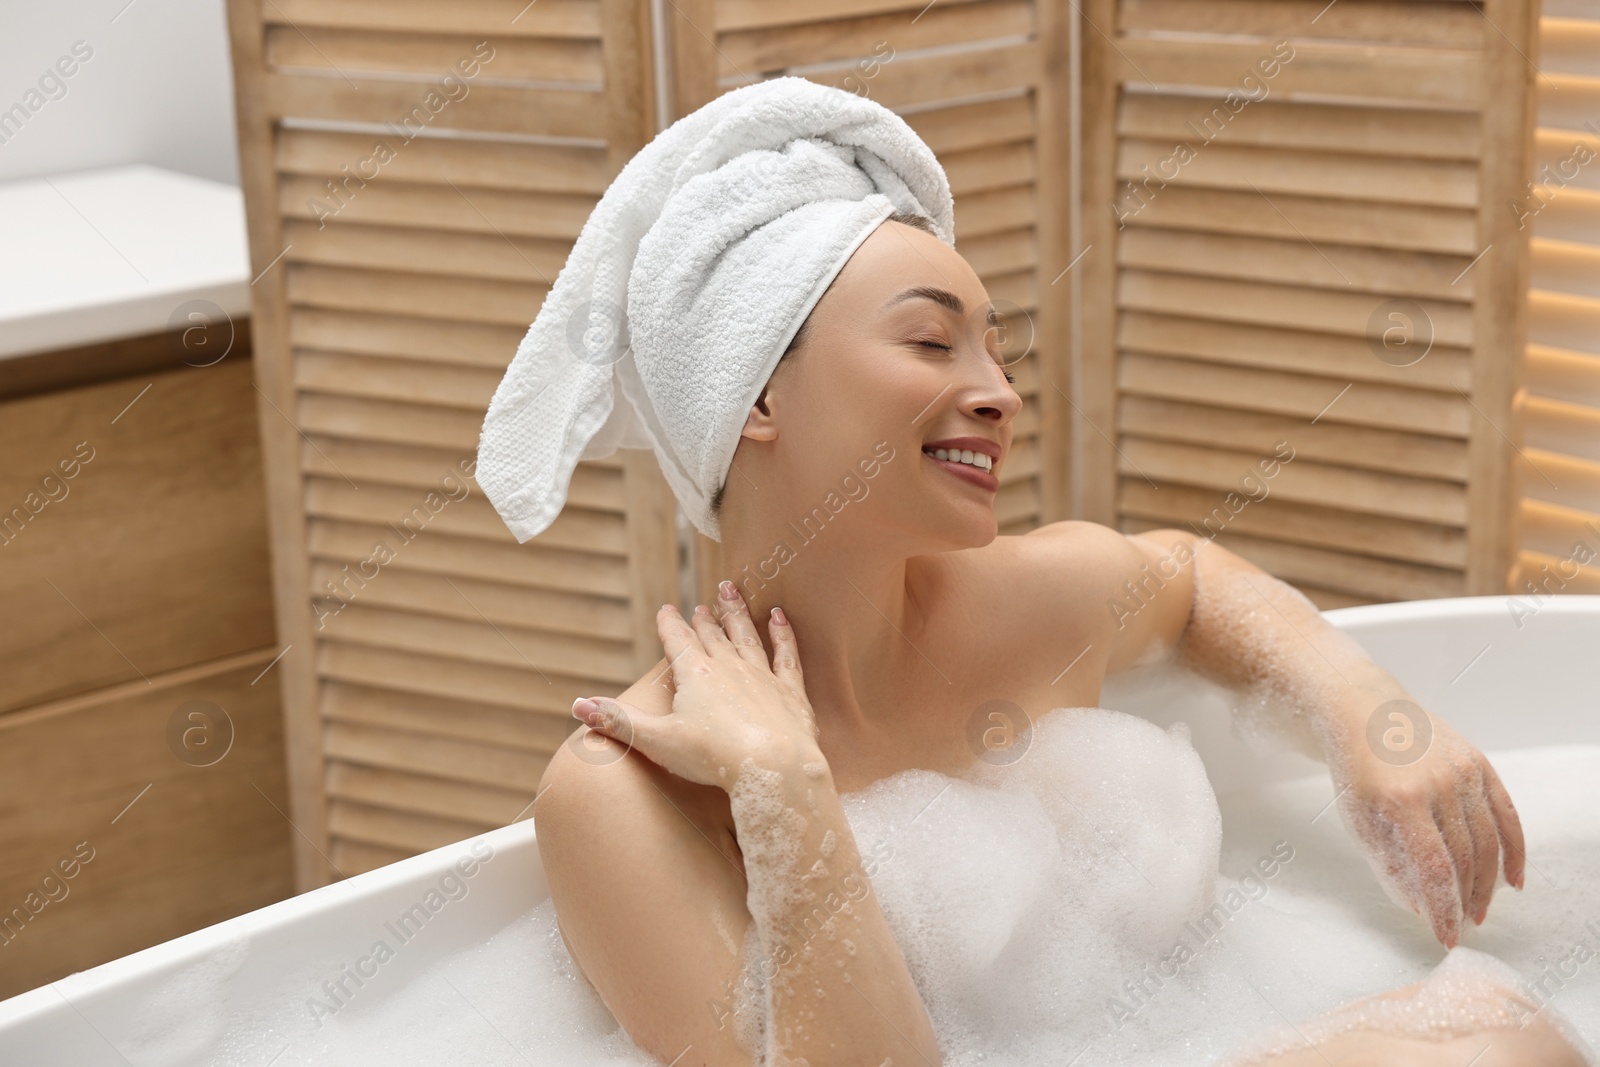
1103, 527, 1527, 948
545, 593, 942, 1067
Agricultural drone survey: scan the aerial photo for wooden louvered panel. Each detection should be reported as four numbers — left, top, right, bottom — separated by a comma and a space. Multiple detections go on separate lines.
328, 762, 538, 828
328, 798, 491, 856
1117, 95, 1481, 161
300, 438, 625, 507
719, 0, 1034, 73
1082, 0, 1538, 604
267, 29, 604, 83
265, 0, 602, 37
1118, 0, 1487, 48
1118, 139, 1480, 207
1117, 439, 1467, 525
230, 0, 672, 889
1118, 396, 1469, 481
1118, 354, 1470, 435
294, 351, 503, 407
669, 0, 1073, 600
319, 641, 602, 716
325, 719, 550, 792
308, 561, 633, 641
323, 681, 576, 751
1514, 100, 1600, 601
286, 264, 546, 326
1111, 40, 1482, 106
316, 603, 637, 683
277, 128, 613, 195
1119, 313, 1472, 392
307, 519, 634, 596
1118, 482, 1469, 567
1524, 394, 1600, 462
283, 221, 570, 282
1129, 186, 1478, 255
1118, 229, 1478, 299
277, 176, 597, 239
297, 393, 486, 449
330, 839, 414, 878
289, 308, 525, 367
1118, 272, 1475, 346
265, 76, 610, 140
303, 479, 628, 554
1519, 448, 1600, 516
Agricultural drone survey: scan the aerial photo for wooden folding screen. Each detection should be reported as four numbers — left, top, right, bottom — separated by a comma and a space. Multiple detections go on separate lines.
1515, 4, 1600, 596
665, 0, 1076, 600
227, 0, 675, 889
1079, 0, 1541, 607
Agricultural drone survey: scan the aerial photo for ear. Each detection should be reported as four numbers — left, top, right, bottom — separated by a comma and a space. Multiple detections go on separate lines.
740, 381, 780, 442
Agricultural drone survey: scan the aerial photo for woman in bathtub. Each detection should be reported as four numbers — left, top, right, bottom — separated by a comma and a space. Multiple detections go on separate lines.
529, 210, 1586, 1066
471, 65, 1572, 1067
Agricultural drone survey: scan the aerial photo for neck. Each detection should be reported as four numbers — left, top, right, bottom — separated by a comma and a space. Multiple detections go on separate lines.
719, 512, 933, 736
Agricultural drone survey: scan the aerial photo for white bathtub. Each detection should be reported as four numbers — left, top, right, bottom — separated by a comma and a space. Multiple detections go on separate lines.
2, 594, 1596, 1063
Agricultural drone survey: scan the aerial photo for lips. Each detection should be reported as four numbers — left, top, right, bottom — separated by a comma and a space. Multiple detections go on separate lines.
921, 438, 992, 492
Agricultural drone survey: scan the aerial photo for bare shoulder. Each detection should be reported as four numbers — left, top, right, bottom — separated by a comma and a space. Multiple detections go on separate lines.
532, 662, 750, 1063
973, 520, 1149, 614
534, 657, 726, 849
969, 520, 1200, 672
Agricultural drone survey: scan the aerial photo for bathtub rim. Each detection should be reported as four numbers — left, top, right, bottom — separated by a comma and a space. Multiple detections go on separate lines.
0, 816, 541, 1030
1318, 591, 1600, 629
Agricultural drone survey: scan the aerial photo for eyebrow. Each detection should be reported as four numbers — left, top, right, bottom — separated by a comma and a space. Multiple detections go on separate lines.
884, 285, 1000, 324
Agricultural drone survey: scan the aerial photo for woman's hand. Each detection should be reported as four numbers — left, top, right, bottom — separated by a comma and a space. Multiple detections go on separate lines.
1329, 700, 1526, 947
571, 581, 822, 789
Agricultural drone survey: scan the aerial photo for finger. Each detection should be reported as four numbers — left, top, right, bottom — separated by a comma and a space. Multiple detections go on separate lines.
1481, 760, 1527, 890
656, 603, 706, 671
1461, 766, 1500, 925
1432, 795, 1475, 929
713, 581, 768, 668
689, 603, 733, 653
574, 697, 669, 768
765, 607, 805, 692
1411, 814, 1464, 947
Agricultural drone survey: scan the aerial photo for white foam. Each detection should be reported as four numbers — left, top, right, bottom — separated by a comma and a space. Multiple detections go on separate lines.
110, 713, 1600, 1066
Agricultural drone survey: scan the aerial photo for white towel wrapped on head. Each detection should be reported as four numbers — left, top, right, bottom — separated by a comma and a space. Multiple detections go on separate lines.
475, 75, 954, 543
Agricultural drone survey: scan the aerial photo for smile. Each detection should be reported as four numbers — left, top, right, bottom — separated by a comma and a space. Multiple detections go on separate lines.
922, 447, 999, 490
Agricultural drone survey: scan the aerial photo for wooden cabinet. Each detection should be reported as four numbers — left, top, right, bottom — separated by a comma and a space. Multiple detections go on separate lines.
0, 331, 294, 999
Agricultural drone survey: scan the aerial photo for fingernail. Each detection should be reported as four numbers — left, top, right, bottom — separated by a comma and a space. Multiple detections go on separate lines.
572, 697, 599, 722
694, 604, 711, 616
719, 580, 736, 600
771, 606, 788, 625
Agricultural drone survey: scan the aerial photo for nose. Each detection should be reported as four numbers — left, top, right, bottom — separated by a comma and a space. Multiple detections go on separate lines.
959, 352, 1023, 427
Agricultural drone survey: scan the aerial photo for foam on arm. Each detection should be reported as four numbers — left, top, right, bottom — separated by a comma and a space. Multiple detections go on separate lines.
728, 754, 943, 1066
1155, 533, 1403, 768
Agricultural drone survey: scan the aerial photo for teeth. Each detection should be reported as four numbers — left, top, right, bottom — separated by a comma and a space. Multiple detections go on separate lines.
925, 447, 993, 472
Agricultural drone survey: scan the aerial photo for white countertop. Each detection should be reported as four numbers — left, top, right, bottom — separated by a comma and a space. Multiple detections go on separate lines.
0, 165, 251, 360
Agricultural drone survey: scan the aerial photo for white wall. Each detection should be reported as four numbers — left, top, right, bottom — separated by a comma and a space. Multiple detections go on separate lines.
0, 0, 239, 186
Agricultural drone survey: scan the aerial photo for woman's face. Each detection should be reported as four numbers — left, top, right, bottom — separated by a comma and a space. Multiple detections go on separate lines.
735, 218, 1023, 552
